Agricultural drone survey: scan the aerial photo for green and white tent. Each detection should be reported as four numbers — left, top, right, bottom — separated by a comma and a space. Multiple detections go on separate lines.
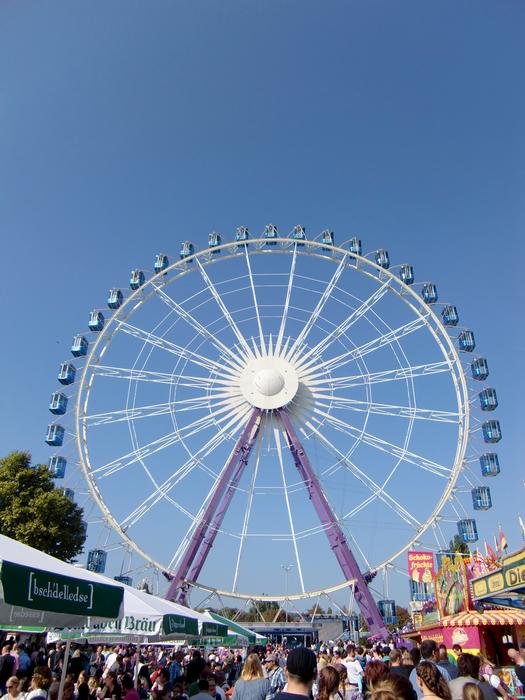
49, 584, 223, 644
0, 534, 124, 628
204, 611, 267, 646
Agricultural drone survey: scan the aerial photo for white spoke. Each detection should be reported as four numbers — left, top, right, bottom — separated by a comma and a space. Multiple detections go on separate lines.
244, 248, 266, 355
195, 258, 255, 359
121, 404, 252, 532
303, 418, 422, 529
314, 407, 451, 478
273, 417, 306, 593
295, 280, 391, 371
303, 361, 450, 390
151, 283, 245, 372
274, 245, 297, 357
286, 253, 348, 362
92, 364, 238, 388
232, 429, 262, 592
168, 407, 255, 569
118, 321, 239, 378
312, 395, 460, 424
93, 399, 246, 477
301, 314, 430, 378
86, 402, 175, 427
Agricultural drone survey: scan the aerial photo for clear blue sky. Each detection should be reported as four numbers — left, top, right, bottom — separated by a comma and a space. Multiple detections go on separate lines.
0, 1, 523, 607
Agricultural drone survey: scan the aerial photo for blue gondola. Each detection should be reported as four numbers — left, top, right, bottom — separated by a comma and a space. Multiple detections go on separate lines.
442, 305, 459, 326
107, 289, 123, 309
60, 487, 75, 501
71, 335, 88, 357
479, 387, 498, 411
349, 237, 362, 256
264, 224, 278, 246
208, 232, 221, 252
399, 264, 414, 285
321, 229, 335, 249
154, 254, 169, 274
58, 362, 76, 385
235, 226, 249, 248
49, 392, 68, 415
180, 241, 195, 260
88, 311, 104, 332
114, 575, 133, 586
471, 357, 489, 381
422, 283, 438, 304
348, 613, 360, 632
375, 249, 390, 269
291, 225, 306, 246
130, 269, 145, 290
472, 485, 492, 511
479, 453, 500, 477
458, 518, 478, 543
378, 599, 397, 625
48, 455, 66, 479
482, 419, 502, 443
410, 579, 432, 602
46, 424, 65, 446
87, 549, 107, 573
458, 330, 476, 352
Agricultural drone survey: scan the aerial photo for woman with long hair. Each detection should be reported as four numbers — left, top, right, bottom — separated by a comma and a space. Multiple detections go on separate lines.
316, 667, 342, 700
367, 674, 417, 700
415, 662, 451, 700
231, 655, 270, 700
461, 684, 483, 700
1, 677, 22, 700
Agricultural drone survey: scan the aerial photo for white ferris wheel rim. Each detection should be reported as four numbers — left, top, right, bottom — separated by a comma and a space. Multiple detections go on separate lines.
75, 238, 470, 600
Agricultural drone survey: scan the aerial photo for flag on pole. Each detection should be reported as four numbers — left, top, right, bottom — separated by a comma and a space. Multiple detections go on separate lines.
499, 525, 508, 551
493, 535, 501, 558
519, 514, 525, 541
485, 540, 498, 562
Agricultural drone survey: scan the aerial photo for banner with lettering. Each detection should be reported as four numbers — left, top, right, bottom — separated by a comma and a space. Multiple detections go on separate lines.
407, 551, 435, 584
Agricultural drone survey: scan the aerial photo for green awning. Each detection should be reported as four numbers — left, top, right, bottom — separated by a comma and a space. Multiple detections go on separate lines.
208, 611, 256, 644
200, 621, 229, 637
1, 560, 123, 619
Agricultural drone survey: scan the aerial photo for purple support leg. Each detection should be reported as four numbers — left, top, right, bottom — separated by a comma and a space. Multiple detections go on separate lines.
165, 408, 261, 603
278, 409, 389, 639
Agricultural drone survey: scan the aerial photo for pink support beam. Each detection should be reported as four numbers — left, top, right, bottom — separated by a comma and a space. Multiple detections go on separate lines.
278, 409, 389, 639
165, 408, 261, 604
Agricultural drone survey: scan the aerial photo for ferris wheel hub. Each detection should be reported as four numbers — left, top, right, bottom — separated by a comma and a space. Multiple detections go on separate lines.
240, 355, 299, 409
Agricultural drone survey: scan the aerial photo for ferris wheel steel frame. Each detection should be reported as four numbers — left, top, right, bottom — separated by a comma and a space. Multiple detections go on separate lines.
74, 238, 470, 614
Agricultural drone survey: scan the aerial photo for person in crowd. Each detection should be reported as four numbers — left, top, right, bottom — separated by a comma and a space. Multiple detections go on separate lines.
25, 674, 47, 700
402, 652, 415, 673
208, 676, 226, 700
87, 677, 99, 700
343, 648, 363, 695
437, 650, 457, 681
263, 655, 286, 700
1, 676, 22, 700
415, 662, 451, 700
410, 650, 421, 669
315, 666, 341, 700
228, 658, 243, 689
452, 649, 462, 664
62, 683, 75, 700
368, 674, 417, 700
363, 662, 390, 695
121, 674, 140, 700
0, 647, 16, 695
409, 642, 451, 699
462, 685, 483, 700
389, 651, 411, 680
230, 654, 269, 700
152, 668, 174, 700
332, 664, 347, 700
507, 649, 525, 687
448, 654, 491, 700
273, 647, 317, 700
76, 671, 89, 700
99, 671, 122, 700
190, 680, 214, 700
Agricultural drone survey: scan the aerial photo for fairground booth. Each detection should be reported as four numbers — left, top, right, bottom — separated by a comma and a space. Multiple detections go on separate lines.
405, 545, 525, 672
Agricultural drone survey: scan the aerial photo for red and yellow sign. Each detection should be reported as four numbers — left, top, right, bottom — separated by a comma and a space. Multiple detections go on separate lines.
408, 551, 435, 584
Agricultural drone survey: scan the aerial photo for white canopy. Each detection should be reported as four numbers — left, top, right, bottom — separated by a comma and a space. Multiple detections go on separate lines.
0, 534, 124, 628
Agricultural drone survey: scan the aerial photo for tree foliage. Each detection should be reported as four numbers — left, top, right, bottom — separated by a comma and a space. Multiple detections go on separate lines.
448, 535, 470, 555
0, 451, 86, 562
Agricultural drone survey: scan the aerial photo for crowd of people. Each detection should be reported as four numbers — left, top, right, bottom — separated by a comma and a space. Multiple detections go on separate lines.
0, 637, 524, 700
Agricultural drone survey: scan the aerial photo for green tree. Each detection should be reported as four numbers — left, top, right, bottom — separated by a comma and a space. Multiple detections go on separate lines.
448, 535, 469, 555
0, 451, 86, 561
394, 605, 411, 628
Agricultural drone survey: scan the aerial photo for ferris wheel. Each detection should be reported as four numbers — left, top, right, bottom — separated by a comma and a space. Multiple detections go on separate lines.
45, 226, 501, 636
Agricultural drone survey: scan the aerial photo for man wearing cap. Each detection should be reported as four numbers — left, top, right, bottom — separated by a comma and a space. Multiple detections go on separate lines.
272, 648, 317, 700
264, 655, 286, 699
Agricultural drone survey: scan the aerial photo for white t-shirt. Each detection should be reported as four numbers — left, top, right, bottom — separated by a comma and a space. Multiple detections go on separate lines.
343, 658, 363, 685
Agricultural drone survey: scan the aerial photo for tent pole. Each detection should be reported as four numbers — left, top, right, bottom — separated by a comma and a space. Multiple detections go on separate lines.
134, 646, 140, 689
57, 639, 71, 700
